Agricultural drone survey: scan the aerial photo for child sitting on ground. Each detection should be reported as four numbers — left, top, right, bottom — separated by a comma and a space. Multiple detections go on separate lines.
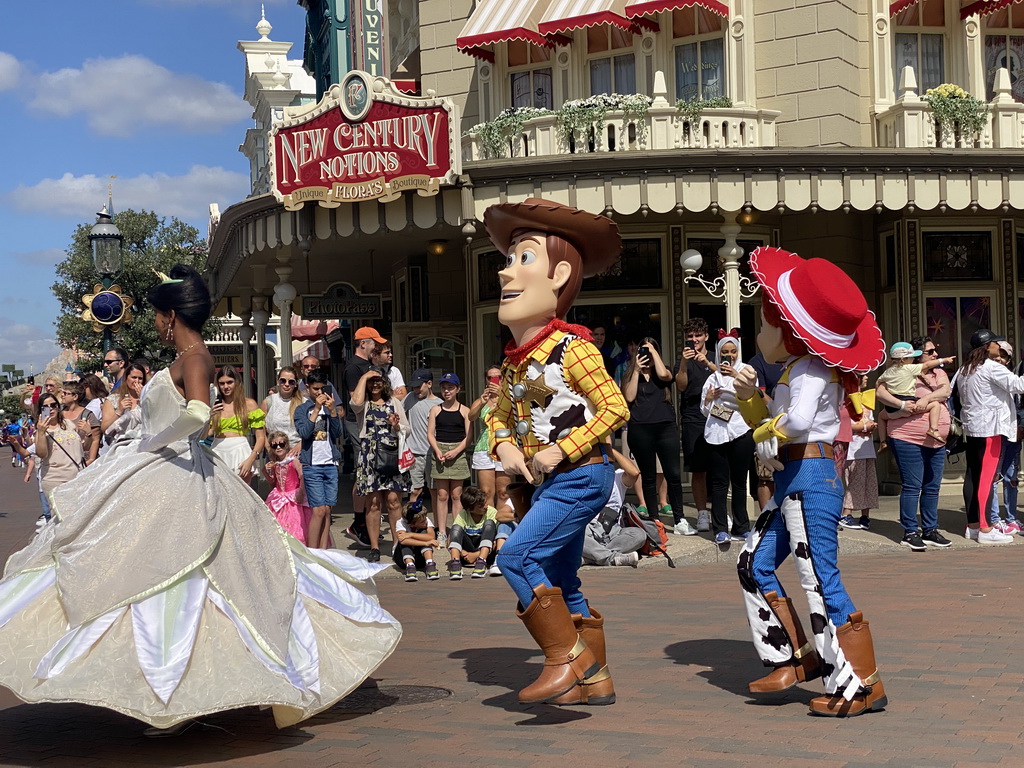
877, 341, 955, 448
393, 499, 439, 581
263, 430, 312, 544
447, 485, 498, 580
583, 439, 646, 567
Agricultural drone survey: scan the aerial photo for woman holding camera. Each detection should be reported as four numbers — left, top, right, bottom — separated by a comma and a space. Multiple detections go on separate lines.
33, 391, 85, 501
700, 332, 753, 545
205, 365, 266, 482
622, 337, 688, 534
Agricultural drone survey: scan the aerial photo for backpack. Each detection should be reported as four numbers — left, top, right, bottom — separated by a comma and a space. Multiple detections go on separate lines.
945, 372, 966, 458
618, 502, 675, 568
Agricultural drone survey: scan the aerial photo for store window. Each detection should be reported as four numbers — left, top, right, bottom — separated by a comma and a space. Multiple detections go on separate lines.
673, 7, 726, 101
893, 0, 945, 95
587, 25, 636, 95
507, 40, 553, 109
984, 5, 1024, 101
921, 231, 993, 281
926, 296, 992, 360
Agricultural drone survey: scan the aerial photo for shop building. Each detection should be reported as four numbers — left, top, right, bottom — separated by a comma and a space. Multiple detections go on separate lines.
208, 0, 1024, 400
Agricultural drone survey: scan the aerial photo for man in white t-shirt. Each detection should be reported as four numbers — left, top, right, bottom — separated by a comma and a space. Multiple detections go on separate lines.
372, 342, 407, 399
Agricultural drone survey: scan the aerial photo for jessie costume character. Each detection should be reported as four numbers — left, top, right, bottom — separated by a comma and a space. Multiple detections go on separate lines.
732, 247, 888, 717
484, 198, 629, 706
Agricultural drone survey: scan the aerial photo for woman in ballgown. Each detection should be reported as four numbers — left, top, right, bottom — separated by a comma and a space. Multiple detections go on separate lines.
0, 265, 401, 732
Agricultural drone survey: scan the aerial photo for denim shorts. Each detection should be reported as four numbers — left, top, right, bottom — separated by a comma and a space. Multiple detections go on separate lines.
303, 463, 339, 507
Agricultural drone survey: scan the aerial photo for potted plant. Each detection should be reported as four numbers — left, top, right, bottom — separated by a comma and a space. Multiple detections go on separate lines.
923, 83, 987, 145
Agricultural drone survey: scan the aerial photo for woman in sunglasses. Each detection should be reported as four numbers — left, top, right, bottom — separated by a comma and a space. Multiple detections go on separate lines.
262, 366, 305, 458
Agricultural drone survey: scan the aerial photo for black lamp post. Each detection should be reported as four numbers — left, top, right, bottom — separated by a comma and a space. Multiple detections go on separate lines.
88, 208, 124, 353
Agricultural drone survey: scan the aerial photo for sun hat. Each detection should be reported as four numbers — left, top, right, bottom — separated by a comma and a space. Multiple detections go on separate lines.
889, 342, 922, 360
748, 246, 886, 373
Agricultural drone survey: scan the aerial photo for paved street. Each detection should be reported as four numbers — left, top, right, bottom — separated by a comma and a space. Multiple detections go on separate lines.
1, 462, 1023, 767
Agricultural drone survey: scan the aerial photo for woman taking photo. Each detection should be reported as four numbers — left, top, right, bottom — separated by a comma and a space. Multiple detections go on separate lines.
700, 332, 753, 545
60, 381, 101, 466
956, 328, 1024, 545
205, 365, 266, 481
33, 391, 85, 507
622, 336, 690, 535
468, 366, 510, 509
262, 365, 305, 456
0, 265, 400, 734
100, 363, 148, 442
351, 366, 411, 563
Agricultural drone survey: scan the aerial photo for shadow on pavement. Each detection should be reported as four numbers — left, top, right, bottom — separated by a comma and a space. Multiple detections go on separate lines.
664, 638, 817, 708
449, 646, 592, 725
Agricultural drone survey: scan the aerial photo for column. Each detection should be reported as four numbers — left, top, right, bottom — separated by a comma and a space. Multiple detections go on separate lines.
252, 297, 271, 403
718, 211, 744, 332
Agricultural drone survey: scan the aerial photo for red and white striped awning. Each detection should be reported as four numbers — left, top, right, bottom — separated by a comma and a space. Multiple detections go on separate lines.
291, 316, 339, 342
960, 0, 1023, 18
457, 0, 552, 60
538, 0, 634, 35
294, 340, 330, 363
624, 0, 728, 18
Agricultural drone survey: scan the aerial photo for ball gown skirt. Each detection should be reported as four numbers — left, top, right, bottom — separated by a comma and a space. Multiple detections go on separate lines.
0, 369, 401, 729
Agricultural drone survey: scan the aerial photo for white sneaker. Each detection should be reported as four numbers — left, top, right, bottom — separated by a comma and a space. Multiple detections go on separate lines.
978, 528, 1014, 546
611, 552, 639, 567
696, 510, 711, 532
674, 519, 698, 536
487, 563, 502, 577
965, 527, 979, 541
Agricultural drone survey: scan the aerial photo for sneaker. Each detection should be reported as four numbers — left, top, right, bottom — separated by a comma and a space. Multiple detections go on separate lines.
673, 519, 698, 536
991, 519, 1012, 534
425, 561, 439, 580
345, 525, 370, 548
447, 560, 463, 580
472, 558, 488, 578
696, 510, 711, 532
858, 516, 871, 531
367, 548, 381, 563
978, 528, 1014, 546
611, 551, 639, 567
965, 526, 979, 541
714, 532, 730, 545
1005, 519, 1022, 535
838, 515, 861, 529
730, 531, 749, 542
900, 532, 926, 551
35, 515, 49, 529
488, 563, 502, 576
404, 562, 418, 582
922, 530, 952, 548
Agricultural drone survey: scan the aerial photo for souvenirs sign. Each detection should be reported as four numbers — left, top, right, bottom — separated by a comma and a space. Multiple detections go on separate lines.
270, 71, 461, 210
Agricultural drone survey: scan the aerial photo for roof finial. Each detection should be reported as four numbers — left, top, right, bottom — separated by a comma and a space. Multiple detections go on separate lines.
107, 175, 116, 215
256, 4, 272, 40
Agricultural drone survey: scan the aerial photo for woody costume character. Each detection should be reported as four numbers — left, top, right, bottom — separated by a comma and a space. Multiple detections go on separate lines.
731, 247, 888, 717
484, 198, 629, 706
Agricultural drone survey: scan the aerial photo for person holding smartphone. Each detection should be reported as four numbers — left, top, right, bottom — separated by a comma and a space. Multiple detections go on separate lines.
468, 366, 511, 510
295, 369, 344, 549
674, 317, 717, 533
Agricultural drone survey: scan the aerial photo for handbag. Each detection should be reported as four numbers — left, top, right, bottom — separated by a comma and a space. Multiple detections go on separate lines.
374, 440, 400, 476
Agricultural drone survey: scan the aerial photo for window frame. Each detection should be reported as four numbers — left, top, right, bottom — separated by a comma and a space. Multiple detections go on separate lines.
670, 9, 728, 102
892, 1, 948, 96
506, 40, 555, 110
584, 25, 638, 96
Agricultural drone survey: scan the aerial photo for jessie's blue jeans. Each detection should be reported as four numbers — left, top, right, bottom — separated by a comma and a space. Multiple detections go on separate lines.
889, 437, 945, 534
498, 457, 613, 617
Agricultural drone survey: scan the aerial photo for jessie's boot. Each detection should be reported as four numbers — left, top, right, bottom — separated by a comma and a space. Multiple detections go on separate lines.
749, 591, 822, 693
550, 609, 616, 706
808, 611, 887, 717
516, 585, 600, 704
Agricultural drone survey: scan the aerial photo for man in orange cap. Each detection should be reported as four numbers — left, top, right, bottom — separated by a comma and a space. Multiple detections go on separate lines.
484, 198, 629, 707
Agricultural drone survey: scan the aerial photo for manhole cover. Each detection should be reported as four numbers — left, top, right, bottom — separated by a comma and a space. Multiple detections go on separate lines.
332, 685, 452, 713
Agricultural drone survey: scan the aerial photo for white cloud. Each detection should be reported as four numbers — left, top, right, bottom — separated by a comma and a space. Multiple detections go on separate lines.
29, 55, 249, 137
0, 51, 20, 92
8, 166, 250, 223
0, 316, 60, 377
13, 248, 65, 266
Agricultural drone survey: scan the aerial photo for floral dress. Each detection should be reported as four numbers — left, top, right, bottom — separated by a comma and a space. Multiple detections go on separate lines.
356, 399, 411, 495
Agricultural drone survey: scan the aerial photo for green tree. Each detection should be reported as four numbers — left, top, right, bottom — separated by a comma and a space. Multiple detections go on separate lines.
2, 393, 26, 420
52, 210, 219, 372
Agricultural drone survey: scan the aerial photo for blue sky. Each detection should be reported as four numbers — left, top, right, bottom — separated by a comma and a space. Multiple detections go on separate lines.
1, 0, 308, 375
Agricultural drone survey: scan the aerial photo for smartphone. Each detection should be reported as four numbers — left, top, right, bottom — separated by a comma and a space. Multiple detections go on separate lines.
324, 383, 334, 397
487, 375, 501, 385
685, 340, 696, 351
639, 345, 652, 359
40, 406, 52, 422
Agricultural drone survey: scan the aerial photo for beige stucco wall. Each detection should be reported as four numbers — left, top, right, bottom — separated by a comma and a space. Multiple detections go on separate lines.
779, 211, 877, 296
753, 0, 873, 148
419, 0, 479, 132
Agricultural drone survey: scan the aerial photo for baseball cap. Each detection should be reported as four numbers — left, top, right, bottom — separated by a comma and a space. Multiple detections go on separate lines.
440, 372, 461, 386
354, 326, 387, 344
889, 342, 921, 360
997, 340, 1014, 357
410, 368, 433, 386
970, 328, 1005, 349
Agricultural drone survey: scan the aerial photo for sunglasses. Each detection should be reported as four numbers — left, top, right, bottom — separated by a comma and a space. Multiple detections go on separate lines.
278, 377, 296, 385
270, 441, 288, 449
102, 359, 121, 365
924, 348, 938, 355
302, 364, 318, 369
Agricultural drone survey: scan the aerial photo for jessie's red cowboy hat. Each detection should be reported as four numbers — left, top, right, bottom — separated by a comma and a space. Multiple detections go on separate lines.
483, 198, 621, 277
749, 246, 885, 373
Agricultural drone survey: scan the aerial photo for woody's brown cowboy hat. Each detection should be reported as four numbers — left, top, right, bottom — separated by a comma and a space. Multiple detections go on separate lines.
483, 198, 621, 277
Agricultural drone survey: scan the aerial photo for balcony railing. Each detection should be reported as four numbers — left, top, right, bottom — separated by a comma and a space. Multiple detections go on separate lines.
876, 66, 1024, 149
463, 74, 779, 162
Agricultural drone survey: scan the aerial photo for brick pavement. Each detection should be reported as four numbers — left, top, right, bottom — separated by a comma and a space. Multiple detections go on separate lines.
1, 459, 1024, 766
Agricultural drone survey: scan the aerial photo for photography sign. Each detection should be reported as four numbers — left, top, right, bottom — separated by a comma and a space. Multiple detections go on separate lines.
270, 70, 461, 210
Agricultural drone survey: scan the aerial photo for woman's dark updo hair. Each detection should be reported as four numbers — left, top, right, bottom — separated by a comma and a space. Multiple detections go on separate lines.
147, 264, 211, 332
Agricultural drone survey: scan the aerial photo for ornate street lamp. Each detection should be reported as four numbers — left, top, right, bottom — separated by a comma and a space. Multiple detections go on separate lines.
83, 208, 133, 353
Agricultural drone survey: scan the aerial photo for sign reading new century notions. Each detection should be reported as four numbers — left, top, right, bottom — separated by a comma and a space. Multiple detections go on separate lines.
270, 71, 461, 210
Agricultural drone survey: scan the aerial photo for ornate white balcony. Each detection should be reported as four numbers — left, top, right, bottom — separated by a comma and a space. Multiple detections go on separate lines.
876, 67, 1024, 149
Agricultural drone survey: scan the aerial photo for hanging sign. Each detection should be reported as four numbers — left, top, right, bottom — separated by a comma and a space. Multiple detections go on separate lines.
270, 71, 461, 210
300, 282, 383, 319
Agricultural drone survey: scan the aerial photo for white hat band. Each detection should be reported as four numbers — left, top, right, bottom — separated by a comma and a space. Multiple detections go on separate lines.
777, 269, 857, 349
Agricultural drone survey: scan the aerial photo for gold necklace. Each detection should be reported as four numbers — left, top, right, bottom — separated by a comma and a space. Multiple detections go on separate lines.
175, 340, 204, 359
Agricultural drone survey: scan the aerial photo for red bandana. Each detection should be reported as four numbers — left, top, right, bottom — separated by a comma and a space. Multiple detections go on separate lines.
504, 318, 594, 365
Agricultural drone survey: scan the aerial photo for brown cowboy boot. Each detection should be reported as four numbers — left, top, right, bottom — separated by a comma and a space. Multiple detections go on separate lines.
550, 609, 616, 706
516, 585, 600, 704
749, 591, 822, 693
808, 611, 887, 716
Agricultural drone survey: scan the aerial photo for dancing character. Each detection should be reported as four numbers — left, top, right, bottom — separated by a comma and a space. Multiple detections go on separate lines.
484, 198, 629, 705
732, 248, 888, 717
